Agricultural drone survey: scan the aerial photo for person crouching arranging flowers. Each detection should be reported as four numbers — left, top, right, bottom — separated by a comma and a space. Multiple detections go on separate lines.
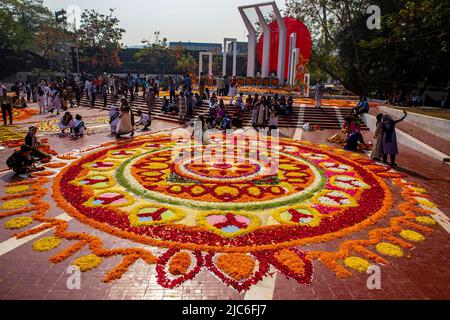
24, 126, 51, 163
6, 145, 45, 175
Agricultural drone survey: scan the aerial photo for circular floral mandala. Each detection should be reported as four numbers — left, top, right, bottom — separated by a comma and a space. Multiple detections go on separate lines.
54, 134, 392, 252
1, 132, 441, 292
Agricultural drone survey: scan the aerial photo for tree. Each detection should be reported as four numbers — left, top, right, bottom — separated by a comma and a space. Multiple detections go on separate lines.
285, 0, 371, 92
34, 22, 75, 71
135, 32, 177, 74
0, 0, 53, 51
286, 0, 450, 96
76, 8, 125, 72
176, 53, 198, 75
357, 0, 450, 96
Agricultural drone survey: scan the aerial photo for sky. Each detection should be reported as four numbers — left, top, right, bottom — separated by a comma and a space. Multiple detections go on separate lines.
43, 0, 287, 46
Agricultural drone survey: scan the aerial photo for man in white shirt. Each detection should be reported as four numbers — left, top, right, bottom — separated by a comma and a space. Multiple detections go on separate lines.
315, 79, 324, 109
136, 110, 151, 130
85, 80, 92, 101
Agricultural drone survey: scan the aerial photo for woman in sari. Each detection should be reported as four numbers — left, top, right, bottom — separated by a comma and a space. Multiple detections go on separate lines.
58, 111, 74, 135
116, 99, 135, 138
370, 114, 384, 161
251, 94, 259, 129
382, 110, 407, 166
343, 116, 364, 152
257, 96, 269, 129
24, 126, 51, 162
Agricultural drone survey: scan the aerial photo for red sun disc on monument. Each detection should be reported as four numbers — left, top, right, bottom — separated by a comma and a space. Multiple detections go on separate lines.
257, 17, 312, 79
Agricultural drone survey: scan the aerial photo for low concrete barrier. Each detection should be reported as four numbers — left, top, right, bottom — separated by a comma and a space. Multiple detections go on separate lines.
377, 106, 450, 139
361, 113, 450, 163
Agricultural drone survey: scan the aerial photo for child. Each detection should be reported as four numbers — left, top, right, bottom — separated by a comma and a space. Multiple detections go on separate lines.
136, 111, 151, 130
162, 96, 170, 113
72, 114, 86, 139
220, 114, 232, 131
235, 93, 245, 111
58, 111, 74, 136
269, 108, 279, 131
109, 105, 120, 135
37, 85, 46, 114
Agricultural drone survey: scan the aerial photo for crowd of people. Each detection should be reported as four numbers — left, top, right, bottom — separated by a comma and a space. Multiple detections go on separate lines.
385, 89, 449, 109
370, 110, 407, 166
197, 91, 295, 132
341, 102, 407, 166
2, 70, 415, 174
385, 91, 424, 107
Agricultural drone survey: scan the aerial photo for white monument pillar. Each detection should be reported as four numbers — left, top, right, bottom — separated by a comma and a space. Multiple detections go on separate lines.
272, 2, 286, 85
238, 7, 257, 77
232, 41, 237, 77
239, 2, 287, 84
223, 38, 237, 77
304, 73, 310, 97
289, 48, 299, 86
255, 7, 270, 78
199, 52, 213, 81
287, 33, 297, 85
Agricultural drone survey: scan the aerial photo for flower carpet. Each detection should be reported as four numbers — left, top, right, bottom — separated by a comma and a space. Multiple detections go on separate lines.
0, 108, 38, 123
0, 130, 442, 293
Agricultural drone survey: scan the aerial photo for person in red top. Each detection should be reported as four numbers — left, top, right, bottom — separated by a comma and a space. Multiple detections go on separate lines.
93, 78, 102, 93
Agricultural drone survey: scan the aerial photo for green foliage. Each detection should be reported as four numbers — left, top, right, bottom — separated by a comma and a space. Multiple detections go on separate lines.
286, 0, 450, 95
135, 31, 199, 74
76, 8, 125, 72
135, 31, 177, 74
176, 53, 198, 74
77, 8, 125, 48
0, 0, 53, 50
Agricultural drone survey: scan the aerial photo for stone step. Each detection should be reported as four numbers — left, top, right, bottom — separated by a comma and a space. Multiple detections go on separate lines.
79, 96, 368, 130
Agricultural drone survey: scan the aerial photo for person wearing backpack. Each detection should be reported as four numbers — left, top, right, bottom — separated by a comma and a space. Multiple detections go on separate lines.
109, 105, 120, 135
72, 114, 86, 139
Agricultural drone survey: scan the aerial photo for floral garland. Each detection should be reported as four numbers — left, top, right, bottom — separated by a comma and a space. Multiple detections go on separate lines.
0, 126, 25, 148
343, 256, 370, 272
306, 177, 436, 279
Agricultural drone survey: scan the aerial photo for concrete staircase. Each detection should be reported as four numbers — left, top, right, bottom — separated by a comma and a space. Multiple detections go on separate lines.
78, 94, 369, 130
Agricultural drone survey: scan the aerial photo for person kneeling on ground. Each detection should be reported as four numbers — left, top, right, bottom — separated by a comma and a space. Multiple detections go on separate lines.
235, 93, 245, 111
351, 96, 370, 116
25, 126, 51, 163
162, 96, 170, 113
72, 114, 86, 139
136, 111, 151, 131
109, 105, 120, 135
343, 116, 365, 152
6, 145, 45, 175
58, 111, 74, 136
